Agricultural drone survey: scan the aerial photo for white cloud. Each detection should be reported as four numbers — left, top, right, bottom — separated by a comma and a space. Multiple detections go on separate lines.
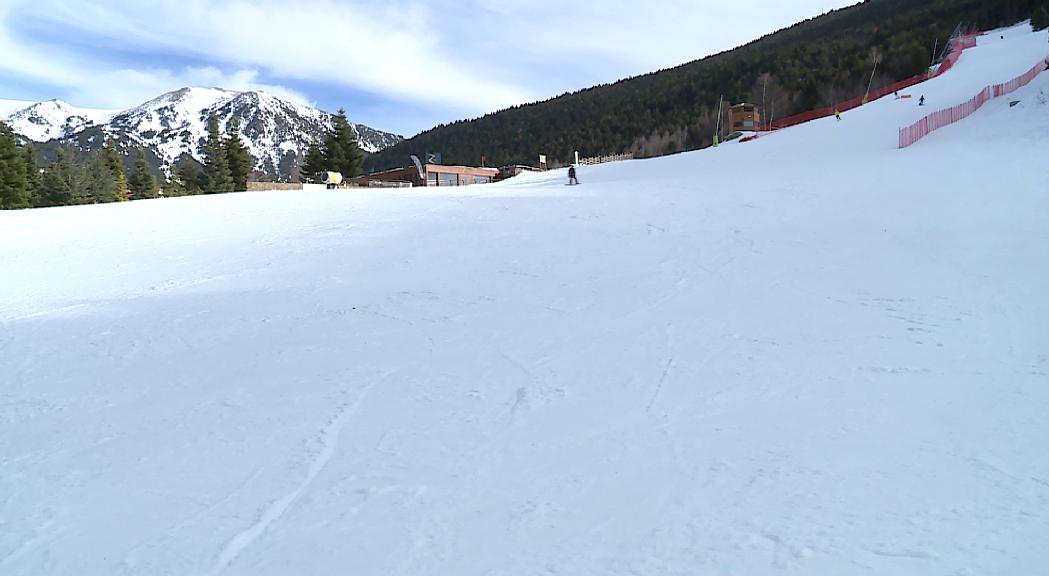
0, 5, 82, 85
3, 0, 536, 113
0, 5, 316, 111
0, 0, 857, 127
62, 67, 315, 111
444, 0, 859, 90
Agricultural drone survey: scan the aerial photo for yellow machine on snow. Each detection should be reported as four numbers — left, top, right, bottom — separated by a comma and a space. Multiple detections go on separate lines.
317, 171, 343, 189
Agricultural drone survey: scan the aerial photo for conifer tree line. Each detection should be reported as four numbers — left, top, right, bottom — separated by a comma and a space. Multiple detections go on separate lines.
1, 122, 130, 209
0, 121, 31, 209
0, 112, 255, 209
300, 109, 364, 181
1033, 3, 1049, 30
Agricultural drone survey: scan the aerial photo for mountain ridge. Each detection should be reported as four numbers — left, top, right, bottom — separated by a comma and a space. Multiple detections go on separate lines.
2, 88, 403, 181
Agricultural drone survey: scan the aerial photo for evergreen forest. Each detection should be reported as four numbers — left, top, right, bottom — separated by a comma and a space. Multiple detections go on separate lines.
364, 0, 1049, 172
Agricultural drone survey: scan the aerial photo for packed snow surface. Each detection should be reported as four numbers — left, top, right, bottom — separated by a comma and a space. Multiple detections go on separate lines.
2, 24, 1048, 576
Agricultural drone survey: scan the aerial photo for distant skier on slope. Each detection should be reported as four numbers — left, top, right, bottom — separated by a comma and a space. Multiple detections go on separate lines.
834, 109, 841, 121
568, 165, 579, 185
919, 95, 925, 106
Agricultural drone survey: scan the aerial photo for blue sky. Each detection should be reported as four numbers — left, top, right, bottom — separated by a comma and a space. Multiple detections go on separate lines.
0, 0, 856, 136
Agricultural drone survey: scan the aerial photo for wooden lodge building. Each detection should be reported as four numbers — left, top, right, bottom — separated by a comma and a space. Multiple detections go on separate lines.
348, 164, 500, 188
729, 103, 761, 133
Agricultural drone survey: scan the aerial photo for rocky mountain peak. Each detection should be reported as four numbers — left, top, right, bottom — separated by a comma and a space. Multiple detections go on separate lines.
3, 87, 403, 181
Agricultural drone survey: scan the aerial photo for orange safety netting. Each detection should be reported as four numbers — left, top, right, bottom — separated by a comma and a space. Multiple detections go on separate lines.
898, 57, 1047, 148
755, 34, 980, 133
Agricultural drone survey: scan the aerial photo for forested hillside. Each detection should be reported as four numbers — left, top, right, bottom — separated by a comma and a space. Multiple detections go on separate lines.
365, 0, 1048, 171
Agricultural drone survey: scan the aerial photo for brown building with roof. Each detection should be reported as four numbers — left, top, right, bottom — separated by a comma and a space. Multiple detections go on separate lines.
729, 103, 762, 132
348, 164, 499, 188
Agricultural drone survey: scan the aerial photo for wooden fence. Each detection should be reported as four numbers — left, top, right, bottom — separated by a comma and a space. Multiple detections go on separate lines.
577, 153, 634, 166
246, 182, 304, 192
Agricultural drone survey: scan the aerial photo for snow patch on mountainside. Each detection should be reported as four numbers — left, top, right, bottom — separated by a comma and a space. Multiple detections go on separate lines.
2, 99, 115, 141
107, 87, 245, 169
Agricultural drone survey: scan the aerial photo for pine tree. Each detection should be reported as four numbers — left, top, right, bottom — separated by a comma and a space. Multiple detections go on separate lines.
36, 169, 70, 207
1033, 5, 1049, 30
113, 167, 130, 202
181, 160, 204, 195
224, 116, 253, 191
129, 148, 158, 200
162, 173, 187, 197
323, 109, 364, 178
23, 142, 40, 204
194, 161, 210, 193
71, 155, 97, 205
202, 113, 234, 194
0, 120, 29, 209
301, 141, 326, 182
84, 151, 117, 203
163, 160, 199, 197
35, 148, 75, 207
102, 139, 130, 202
58, 146, 84, 205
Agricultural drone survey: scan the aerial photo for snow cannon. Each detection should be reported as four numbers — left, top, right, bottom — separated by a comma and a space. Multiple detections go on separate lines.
317, 171, 344, 189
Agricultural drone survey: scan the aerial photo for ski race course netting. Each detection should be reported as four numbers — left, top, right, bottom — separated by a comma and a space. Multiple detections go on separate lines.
899, 55, 1049, 148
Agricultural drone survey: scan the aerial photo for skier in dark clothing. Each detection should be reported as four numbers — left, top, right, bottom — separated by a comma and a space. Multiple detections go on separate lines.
919, 95, 925, 106
568, 165, 579, 185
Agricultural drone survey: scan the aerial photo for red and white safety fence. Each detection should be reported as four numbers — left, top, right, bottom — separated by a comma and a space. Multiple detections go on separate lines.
899, 56, 1049, 148
753, 33, 981, 134
992, 60, 1044, 96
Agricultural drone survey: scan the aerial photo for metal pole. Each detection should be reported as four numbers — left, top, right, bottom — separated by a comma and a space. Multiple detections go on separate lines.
761, 76, 767, 131
713, 94, 723, 146
864, 57, 879, 104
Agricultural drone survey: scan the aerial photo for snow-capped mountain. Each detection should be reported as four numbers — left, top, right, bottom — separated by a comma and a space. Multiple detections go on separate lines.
2, 88, 403, 180
3, 99, 115, 142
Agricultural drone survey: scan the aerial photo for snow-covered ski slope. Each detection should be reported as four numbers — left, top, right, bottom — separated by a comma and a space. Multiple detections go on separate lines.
2, 24, 1048, 576
748, 22, 1049, 154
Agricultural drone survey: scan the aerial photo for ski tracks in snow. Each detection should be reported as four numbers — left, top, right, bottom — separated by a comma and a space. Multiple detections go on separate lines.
205, 371, 395, 575
646, 357, 674, 413
646, 325, 677, 414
